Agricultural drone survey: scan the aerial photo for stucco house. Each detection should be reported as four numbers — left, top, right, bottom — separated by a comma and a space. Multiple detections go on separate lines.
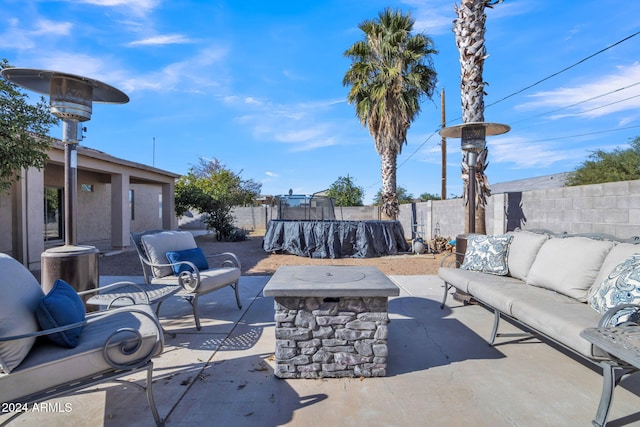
0, 140, 180, 270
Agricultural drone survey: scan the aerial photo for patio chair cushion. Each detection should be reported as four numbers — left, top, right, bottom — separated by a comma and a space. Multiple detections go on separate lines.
526, 237, 615, 301
506, 230, 549, 281
461, 234, 513, 276
0, 254, 44, 374
588, 255, 640, 320
166, 247, 209, 275
141, 231, 198, 278
35, 279, 86, 348
151, 266, 241, 294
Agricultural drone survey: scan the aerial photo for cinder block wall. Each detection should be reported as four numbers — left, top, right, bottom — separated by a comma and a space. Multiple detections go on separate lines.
200, 179, 640, 240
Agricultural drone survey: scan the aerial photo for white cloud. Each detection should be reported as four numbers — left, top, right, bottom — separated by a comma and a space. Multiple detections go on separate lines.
488, 135, 586, 169
128, 34, 192, 46
517, 62, 640, 119
71, 0, 160, 16
265, 171, 279, 177
33, 19, 72, 36
0, 18, 72, 49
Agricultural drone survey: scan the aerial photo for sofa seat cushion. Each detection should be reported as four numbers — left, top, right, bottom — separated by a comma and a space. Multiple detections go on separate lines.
466, 278, 531, 316
0, 254, 45, 374
510, 295, 605, 359
141, 231, 198, 278
0, 305, 163, 403
438, 267, 477, 294
151, 266, 241, 294
526, 237, 615, 302
507, 231, 549, 281
461, 234, 513, 276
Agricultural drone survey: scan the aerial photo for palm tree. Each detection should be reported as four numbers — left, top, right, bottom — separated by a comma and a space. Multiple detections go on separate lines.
343, 8, 438, 219
453, 0, 502, 233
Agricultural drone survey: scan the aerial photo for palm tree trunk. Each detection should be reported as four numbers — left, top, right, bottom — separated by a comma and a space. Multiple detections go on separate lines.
380, 148, 399, 220
454, 0, 492, 234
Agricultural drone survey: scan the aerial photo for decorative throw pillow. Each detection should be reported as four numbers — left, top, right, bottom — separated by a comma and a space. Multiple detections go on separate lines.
589, 255, 640, 324
461, 234, 513, 276
36, 279, 86, 348
166, 247, 210, 275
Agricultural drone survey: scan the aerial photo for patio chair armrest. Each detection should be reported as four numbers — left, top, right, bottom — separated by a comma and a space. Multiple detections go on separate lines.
598, 304, 640, 327
440, 251, 462, 268
206, 252, 242, 270
79, 281, 154, 306
0, 320, 88, 342
90, 306, 163, 370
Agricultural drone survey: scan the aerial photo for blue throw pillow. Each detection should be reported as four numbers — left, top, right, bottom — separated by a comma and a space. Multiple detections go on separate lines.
166, 247, 209, 275
36, 279, 86, 348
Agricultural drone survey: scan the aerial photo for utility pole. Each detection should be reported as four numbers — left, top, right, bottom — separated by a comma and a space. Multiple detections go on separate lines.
441, 88, 447, 200
153, 137, 156, 167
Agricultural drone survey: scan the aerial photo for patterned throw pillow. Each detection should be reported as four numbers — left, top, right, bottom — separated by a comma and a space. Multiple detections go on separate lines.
461, 234, 513, 276
589, 255, 640, 324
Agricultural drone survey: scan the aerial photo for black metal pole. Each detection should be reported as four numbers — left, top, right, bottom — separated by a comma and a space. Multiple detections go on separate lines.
468, 151, 477, 234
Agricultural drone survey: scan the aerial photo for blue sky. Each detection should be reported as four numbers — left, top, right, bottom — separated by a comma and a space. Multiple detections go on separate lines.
1, 0, 639, 204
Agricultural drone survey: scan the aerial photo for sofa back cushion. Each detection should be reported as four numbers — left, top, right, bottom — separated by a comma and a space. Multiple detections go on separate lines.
0, 253, 44, 373
526, 237, 615, 301
507, 231, 550, 281
141, 231, 198, 278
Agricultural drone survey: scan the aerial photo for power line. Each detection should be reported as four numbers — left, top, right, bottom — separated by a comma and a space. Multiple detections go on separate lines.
486, 31, 640, 109
523, 124, 640, 144
510, 81, 640, 126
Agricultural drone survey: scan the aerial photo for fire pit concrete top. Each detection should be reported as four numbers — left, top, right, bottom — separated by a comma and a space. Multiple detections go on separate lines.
263, 265, 399, 298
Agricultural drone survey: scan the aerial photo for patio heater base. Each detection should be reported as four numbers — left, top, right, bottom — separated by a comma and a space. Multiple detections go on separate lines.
41, 245, 99, 310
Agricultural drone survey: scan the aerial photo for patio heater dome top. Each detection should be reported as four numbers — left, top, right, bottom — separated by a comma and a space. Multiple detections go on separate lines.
0, 68, 129, 103
438, 122, 510, 139
1, 68, 129, 122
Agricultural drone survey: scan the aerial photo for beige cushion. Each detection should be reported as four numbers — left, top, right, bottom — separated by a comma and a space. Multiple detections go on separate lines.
152, 267, 241, 294
141, 231, 197, 278
507, 231, 550, 281
0, 254, 44, 373
526, 237, 615, 301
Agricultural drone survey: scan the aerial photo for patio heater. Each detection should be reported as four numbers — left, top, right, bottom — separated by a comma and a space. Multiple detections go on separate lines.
439, 122, 510, 234
0, 68, 129, 298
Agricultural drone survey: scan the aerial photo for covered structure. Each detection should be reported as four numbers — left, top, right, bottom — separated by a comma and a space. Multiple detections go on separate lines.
0, 140, 179, 270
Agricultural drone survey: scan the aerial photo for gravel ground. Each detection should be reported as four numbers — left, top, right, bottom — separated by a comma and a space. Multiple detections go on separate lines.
98, 231, 449, 277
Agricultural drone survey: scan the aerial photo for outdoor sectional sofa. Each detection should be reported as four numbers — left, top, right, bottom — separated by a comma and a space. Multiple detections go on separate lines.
438, 230, 640, 427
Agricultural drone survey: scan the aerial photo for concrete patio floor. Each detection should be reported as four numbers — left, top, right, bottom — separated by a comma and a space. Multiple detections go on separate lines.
2, 274, 640, 427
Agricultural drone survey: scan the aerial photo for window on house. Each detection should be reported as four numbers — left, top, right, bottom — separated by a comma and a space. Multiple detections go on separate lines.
129, 189, 135, 220
44, 186, 63, 241
158, 193, 163, 219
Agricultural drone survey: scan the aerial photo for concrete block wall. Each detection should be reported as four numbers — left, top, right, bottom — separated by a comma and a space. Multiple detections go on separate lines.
192, 179, 640, 241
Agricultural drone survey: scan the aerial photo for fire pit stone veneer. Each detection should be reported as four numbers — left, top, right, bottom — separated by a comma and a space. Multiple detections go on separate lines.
263, 266, 399, 379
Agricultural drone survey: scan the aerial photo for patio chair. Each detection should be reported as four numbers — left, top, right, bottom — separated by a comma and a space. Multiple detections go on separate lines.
0, 253, 164, 426
131, 230, 242, 330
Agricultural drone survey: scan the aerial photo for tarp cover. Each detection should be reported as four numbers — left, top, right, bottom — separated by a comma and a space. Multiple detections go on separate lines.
263, 220, 410, 259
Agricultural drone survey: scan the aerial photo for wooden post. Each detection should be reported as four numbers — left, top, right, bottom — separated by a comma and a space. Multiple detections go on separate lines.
441, 88, 447, 200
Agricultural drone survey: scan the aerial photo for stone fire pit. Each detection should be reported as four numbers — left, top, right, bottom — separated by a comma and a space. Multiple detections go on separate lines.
263, 265, 399, 379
